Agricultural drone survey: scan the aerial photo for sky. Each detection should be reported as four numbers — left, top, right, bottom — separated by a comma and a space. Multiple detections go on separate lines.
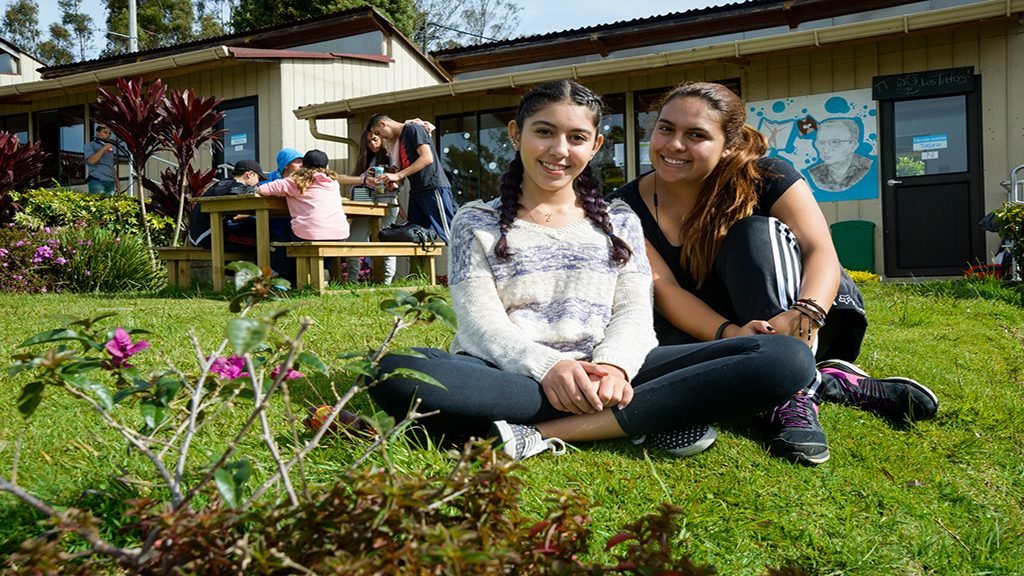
25, 0, 727, 59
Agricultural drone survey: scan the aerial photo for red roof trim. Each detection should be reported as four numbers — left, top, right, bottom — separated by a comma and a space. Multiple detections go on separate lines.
226, 47, 394, 63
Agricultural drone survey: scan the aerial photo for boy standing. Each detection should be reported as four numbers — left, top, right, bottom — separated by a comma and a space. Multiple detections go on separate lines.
370, 114, 455, 243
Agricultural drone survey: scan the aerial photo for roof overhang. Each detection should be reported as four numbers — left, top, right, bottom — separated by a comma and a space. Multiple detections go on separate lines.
0, 46, 397, 105
295, 0, 1024, 121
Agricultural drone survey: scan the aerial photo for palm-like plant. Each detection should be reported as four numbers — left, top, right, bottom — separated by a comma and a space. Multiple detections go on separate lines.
93, 78, 169, 248
0, 133, 49, 224
159, 90, 226, 246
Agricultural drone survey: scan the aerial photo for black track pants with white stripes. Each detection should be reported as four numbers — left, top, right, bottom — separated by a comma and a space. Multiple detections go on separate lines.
656, 215, 867, 362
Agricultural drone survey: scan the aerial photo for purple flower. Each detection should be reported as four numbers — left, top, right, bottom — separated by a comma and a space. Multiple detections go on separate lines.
31, 246, 54, 263
271, 365, 305, 381
84, 270, 91, 276
54, 257, 68, 265
13, 240, 25, 247
104, 328, 149, 369
0, 248, 7, 258
209, 355, 248, 380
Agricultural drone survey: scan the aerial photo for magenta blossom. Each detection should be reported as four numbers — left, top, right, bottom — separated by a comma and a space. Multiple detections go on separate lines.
209, 355, 248, 380
271, 365, 305, 381
105, 328, 149, 369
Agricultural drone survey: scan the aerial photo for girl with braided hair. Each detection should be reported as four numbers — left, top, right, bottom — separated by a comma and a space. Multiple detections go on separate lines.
612, 82, 938, 465
370, 79, 817, 461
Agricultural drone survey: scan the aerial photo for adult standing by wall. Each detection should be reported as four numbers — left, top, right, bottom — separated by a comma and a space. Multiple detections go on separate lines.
83, 124, 120, 195
370, 114, 456, 243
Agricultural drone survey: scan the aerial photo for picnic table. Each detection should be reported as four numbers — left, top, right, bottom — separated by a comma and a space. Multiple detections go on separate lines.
193, 195, 387, 291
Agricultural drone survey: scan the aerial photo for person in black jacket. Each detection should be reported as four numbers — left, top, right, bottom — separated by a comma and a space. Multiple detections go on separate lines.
188, 159, 266, 250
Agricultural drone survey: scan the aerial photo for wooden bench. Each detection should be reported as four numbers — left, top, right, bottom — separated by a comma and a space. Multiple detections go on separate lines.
156, 246, 255, 289
272, 241, 440, 294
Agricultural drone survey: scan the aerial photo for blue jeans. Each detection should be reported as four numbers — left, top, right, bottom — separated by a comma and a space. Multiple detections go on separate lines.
87, 178, 116, 196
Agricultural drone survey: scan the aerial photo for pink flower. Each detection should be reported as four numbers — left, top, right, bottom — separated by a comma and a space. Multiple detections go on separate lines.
104, 328, 149, 369
209, 355, 248, 380
271, 365, 304, 381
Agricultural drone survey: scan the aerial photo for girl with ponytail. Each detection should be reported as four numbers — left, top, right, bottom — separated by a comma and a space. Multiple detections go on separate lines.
613, 81, 936, 466
370, 80, 818, 462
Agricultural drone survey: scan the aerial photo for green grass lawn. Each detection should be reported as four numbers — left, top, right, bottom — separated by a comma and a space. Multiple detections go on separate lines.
1, 280, 1022, 574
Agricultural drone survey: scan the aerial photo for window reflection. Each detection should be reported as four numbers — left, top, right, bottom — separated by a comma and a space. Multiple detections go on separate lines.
216, 97, 259, 172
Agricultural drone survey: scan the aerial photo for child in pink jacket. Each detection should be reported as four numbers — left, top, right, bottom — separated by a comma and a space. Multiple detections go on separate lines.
258, 149, 349, 281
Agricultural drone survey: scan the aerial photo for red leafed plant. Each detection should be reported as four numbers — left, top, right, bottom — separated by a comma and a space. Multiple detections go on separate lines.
158, 90, 225, 246
0, 132, 49, 224
93, 78, 169, 248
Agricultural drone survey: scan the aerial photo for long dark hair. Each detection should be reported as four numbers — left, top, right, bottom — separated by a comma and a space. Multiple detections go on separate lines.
653, 81, 767, 285
355, 127, 388, 173
494, 79, 632, 265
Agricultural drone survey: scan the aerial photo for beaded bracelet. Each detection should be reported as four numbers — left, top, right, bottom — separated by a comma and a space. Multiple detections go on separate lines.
795, 297, 827, 318
790, 302, 826, 327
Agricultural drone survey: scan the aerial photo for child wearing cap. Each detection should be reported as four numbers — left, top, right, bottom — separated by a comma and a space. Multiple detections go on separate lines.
257, 149, 349, 281
188, 159, 267, 250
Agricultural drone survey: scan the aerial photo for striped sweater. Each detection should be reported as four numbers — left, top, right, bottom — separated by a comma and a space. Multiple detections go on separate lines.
448, 198, 658, 382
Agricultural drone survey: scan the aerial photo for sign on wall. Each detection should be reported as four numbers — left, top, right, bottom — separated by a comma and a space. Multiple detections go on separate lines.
748, 89, 879, 203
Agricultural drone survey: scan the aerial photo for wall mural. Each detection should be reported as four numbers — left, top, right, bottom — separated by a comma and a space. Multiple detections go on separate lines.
748, 89, 879, 203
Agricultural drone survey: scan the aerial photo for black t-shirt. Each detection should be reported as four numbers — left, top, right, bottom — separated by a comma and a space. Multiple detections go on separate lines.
610, 156, 802, 319
397, 124, 450, 194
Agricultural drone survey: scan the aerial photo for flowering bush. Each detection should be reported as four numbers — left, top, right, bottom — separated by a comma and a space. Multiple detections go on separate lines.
0, 225, 62, 292
0, 224, 164, 293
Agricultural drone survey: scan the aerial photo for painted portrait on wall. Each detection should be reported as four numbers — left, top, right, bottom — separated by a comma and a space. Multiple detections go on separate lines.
748, 89, 879, 202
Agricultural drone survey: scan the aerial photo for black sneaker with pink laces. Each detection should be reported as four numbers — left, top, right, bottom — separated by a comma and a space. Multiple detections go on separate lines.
765, 392, 830, 466
816, 359, 939, 424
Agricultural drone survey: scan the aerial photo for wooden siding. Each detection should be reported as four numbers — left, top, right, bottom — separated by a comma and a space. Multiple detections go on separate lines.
362, 20, 1024, 272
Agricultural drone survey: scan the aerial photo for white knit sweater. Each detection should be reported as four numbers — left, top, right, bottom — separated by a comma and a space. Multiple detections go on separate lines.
448, 198, 658, 382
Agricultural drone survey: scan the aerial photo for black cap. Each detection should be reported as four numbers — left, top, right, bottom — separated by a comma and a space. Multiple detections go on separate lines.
302, 149, 329, 169
233, 159, 267, 180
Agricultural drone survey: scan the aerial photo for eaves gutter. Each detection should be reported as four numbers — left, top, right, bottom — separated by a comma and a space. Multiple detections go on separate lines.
294, 0, 1024, 121
0, 46, 233, 100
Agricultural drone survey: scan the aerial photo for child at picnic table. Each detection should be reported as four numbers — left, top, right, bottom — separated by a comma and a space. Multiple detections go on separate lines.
257, 149, 349, 282
367, 79, 819, 461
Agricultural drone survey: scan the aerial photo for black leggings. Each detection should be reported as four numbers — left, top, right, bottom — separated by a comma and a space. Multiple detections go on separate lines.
370, 335, 816, 439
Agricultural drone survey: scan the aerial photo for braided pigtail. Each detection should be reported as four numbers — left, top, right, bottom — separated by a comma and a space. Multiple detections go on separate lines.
576, 165, 631, 265
494, 155, 524, 260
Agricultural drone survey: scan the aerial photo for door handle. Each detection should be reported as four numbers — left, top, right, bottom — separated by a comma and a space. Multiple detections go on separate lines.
886, 179, 903, 187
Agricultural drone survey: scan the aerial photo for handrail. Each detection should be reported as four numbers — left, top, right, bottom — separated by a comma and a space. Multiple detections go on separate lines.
1010, 163, 1024, 204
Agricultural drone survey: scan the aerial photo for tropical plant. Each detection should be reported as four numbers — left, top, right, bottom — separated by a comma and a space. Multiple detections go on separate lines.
11, 185, 174, 246
54, 226, 166, 292
158, 89, 225, 245
0, 132, 49, 225
93, 77, 170, 248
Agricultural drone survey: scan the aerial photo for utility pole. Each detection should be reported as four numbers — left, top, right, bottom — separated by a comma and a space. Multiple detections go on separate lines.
128, 0, 138, 52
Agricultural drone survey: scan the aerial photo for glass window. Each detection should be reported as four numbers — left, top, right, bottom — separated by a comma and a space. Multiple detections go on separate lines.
215, 97, 258, 171
0, 50, 17, 74
894, 95, 968, 177
594, 94, 625, 194
0, 113, 28, 143
437, 108, 516, 204
33, 106, 87, 186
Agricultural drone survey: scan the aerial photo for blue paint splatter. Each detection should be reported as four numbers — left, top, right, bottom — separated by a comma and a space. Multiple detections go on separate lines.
868, 109, 877, 117
772, 101, 786, 113
824, 97, 851, 114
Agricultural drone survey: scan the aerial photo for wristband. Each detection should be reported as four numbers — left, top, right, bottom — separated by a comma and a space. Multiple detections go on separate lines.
714, 320, 733, 340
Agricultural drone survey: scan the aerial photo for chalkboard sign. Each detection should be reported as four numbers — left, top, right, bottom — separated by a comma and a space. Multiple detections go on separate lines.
872, 67, 975, 100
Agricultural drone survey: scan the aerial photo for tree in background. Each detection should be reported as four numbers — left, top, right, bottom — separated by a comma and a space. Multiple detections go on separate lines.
37, 0, 97, 66
230, 0, 416, 38
101, 0, 212, 55
0, 0, 43, 55
412, 0, 521, 52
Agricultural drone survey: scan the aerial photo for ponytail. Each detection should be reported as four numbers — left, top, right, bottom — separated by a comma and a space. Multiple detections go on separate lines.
576, 165, 631, 265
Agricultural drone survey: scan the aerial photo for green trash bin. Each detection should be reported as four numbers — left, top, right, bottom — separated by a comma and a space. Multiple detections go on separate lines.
830, 220, 875, 273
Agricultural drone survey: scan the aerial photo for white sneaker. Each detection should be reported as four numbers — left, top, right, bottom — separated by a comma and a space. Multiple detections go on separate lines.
632, 424, 717, 457
490, 420, 566, 460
